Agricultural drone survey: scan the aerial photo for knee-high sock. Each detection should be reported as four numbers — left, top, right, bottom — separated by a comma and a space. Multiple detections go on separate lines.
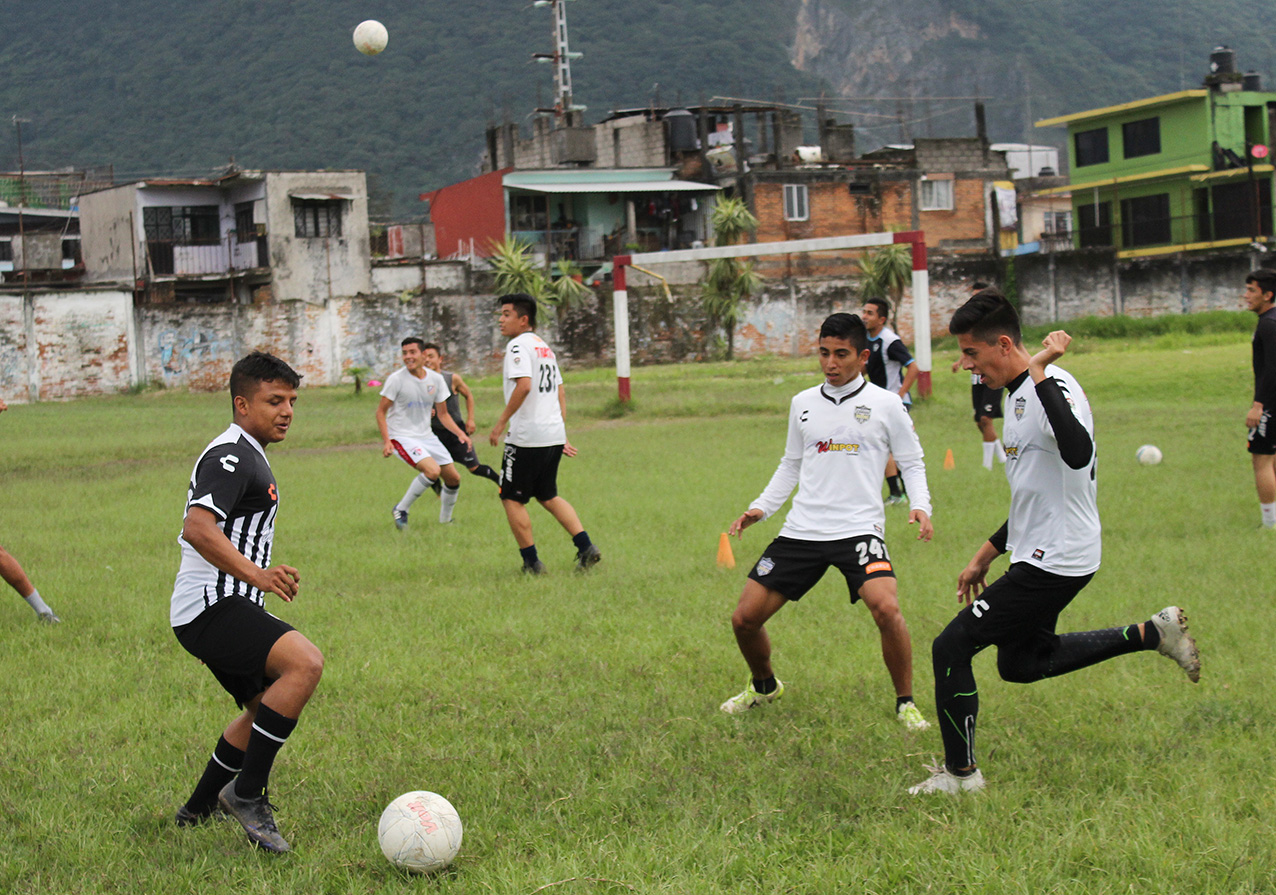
439, 484, 460, 523
397, 473, 433, 512
933, 621, 987, 772
234, 704, 297, 799
185, 735, 245, 814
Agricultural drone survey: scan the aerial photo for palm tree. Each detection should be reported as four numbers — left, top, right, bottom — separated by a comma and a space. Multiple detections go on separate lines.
702, 195, 761, 359
858, 243, 912, 306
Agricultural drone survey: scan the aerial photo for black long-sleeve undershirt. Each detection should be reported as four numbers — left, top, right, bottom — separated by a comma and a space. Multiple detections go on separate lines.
1036, 375, 1093, 470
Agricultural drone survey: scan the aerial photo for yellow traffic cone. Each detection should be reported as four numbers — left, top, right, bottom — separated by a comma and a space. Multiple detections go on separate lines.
717, 532, 736, 569
943, 448, 955, 470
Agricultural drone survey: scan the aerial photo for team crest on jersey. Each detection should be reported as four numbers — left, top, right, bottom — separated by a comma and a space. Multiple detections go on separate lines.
1003, 445, 1020, 459
756, 557, 775, 576
1014, 396, 1026, 420
854, 405, 871, 423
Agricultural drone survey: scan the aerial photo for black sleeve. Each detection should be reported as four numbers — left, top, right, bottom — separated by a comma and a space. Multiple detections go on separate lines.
1255, 317, 1276, 407
885, 340, 914, 366
988, 521, 1008, 554
188, 444, 250, 519
1037, 377, 1093, 470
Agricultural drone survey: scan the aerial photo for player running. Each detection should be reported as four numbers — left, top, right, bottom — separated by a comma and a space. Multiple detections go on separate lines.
420, 343, 502, 488
910, 290, 1200, 795
721, 312, 934, 731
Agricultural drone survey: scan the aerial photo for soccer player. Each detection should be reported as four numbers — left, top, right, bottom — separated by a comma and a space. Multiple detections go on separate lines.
170, 352, 324, 853
951, 281, 1006, 470
0, 399, 59, 623
377, 337, 474, 527
489, 293, 599, 574
420, 343, 502, 488
909, 290, 1200, 796
721, 312, 934, 731
1243, 268, 1276, 529
861, 297, 918, 505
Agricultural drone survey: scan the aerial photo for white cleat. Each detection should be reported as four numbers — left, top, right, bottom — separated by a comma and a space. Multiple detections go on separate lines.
908, 764, 986, 795
719, 678, 784, 714
1151, 606, 1200, 683
896, 701, 931, 731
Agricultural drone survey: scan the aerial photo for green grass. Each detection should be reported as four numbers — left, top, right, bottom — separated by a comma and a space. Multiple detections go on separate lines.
1, 322, 1273, 894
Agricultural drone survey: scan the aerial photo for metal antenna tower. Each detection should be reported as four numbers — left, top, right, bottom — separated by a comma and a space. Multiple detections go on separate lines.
532, 0, 585, 124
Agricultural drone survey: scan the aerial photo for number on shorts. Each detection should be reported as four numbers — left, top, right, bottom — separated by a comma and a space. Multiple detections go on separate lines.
854, 538, 886, 566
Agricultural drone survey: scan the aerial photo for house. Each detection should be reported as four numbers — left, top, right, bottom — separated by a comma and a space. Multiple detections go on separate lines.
1034, 47, 1276, 258
79, 170, 371, 303
0, 167, 113, 282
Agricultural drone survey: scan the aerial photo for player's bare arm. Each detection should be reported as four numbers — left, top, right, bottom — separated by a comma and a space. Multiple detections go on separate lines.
490, 377, 531, 446
1247, 400, 1264, 429
956, 540, 1002, 604
182, 506, 300, 602
434, 403, 472, 449
899, 361, 920, 399
451, 373, 478, 435
375, 396, 396, 457
1028, 330, 1072, 383
729, 508, 765, 538
0, 398, 7, 412
908, 509, 934, 541
558, 384, 578, 457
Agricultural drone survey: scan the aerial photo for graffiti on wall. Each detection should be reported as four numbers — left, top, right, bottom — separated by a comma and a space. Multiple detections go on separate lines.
158, 329, 228, 378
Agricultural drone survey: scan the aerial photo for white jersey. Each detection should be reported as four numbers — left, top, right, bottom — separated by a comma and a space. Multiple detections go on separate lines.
502, 331, 566, 447
381, 366, 451, 440
1002, 365, 1101, 576
750, 376, 932, 541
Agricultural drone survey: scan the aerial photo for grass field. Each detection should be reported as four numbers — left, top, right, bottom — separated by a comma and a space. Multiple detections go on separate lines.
1, 316, 1273, 894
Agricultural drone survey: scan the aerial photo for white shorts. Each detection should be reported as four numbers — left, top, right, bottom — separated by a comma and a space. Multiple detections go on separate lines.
390, 435, 453, 469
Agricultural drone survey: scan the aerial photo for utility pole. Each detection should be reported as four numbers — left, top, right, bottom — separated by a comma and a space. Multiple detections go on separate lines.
12, 116, 29, 283
531, 0, 585, 125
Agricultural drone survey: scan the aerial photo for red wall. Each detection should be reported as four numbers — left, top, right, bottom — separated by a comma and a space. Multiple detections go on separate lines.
421, 168, 510, 258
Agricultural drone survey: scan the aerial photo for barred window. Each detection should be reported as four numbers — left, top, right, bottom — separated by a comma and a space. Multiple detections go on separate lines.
292, 199, 343, 238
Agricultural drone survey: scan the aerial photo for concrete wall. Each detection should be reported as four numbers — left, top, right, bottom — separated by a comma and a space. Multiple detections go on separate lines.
263, 171, 372, 303
80, 184, 142, 283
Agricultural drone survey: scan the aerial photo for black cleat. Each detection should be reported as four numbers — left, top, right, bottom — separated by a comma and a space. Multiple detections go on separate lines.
174, 804, 223, 827
218, 782, 291, 853
522, 560, 546, 575
575, 543, 602, 571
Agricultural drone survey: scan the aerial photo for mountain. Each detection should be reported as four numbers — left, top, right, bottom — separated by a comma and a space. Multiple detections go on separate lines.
1, 1, 1272, 217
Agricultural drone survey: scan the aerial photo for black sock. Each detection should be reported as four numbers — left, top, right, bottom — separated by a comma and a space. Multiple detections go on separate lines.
234, 704, 297, 799
185, 735, 244, 814
471, 464, 501, 485
752, 676, 777, 695
572, 531, 592, 551
895, 695, 915, 711
887, 474, 903, 497
519, 545, 540, 566
1141, 620, 1161, 650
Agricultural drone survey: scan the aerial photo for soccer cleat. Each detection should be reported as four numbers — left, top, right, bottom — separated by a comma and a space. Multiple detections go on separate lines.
37, 611, 61, 624
575, 543, 602, 571
218, 782, 291, 853
1151, 606, 1200, 683
908, 764, 986, 795
719, 678, 784, 714
522, 560, 546, 575
896, 701, 931, 731
392, 507, 409, 531
174, 804, 223, 827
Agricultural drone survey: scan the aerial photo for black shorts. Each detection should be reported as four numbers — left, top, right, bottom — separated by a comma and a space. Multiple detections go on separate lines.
972, 383, 1004, 421
433, 424, 480, 467
951, 562, 1093, 648
173, 597, 295, 708
747, 535, 895, 603
499, 443, 564, 504
1248, 409, 1276, 455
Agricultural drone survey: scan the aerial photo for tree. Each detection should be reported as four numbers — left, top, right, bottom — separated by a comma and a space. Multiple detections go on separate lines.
858, 243, 913, 306
701, 195, 761, 360
487, 236, 591, 317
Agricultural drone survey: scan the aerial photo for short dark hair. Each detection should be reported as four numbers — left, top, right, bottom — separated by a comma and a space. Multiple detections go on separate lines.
971, 280, 990, 291
949, 288, 1022, 345
499, 293, 538, 329
1246, 268, 1276, 297
863, 296, 891, 320
229, 351, 301, 399
401, 337, 426, 351
819, 312, 869, 353
422, 342, 441, 354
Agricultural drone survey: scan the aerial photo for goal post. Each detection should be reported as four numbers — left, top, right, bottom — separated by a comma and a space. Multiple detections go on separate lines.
611, 230, 931, 402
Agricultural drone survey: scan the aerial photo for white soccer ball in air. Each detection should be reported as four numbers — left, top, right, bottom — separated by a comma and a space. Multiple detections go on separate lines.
353, 20, 389, 56
1136, 444, 1163, 466
378, 791, 462, 873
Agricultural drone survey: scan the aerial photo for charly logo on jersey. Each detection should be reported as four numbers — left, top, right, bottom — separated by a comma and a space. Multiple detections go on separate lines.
1014, 396, 1026, 420
854, 405, 871, 423
756, 557, 775, 576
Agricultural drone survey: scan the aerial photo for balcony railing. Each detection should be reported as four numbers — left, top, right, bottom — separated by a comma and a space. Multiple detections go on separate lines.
144, 233, 268, 277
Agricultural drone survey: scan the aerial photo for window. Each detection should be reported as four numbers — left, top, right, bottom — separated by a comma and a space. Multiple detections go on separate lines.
1074, 128, 1109, 167
919, 179, 954, 211
235, 202, 255, 243
0, 239, 11, 262
783, 184, 809, 221
1122, 117, 1161, 159
1045, 211, 1072, 235
1120, 193, 1171, 247
292, 199, 343, 238
142, 205, 220, 243
62, 237, 81, 262
1077, 201, 1112, 247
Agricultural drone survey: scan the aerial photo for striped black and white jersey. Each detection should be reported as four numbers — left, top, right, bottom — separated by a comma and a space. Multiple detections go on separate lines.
171, 424, 280, 626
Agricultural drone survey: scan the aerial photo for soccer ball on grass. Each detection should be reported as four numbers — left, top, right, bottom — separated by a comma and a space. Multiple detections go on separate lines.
1135, 444, 1163, 466
378, 791, 462, 873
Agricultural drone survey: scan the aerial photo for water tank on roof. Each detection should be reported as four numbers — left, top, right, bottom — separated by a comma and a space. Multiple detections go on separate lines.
664, 109, 698, 153
1243, 71, 1264, 91
1210, 46, 1237, 74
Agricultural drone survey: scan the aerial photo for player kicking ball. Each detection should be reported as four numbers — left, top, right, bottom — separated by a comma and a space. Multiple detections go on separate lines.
170, 352, 323, 852
909, 290, 1199, 796
377, 337, 475, 527
721, 312, 934, 731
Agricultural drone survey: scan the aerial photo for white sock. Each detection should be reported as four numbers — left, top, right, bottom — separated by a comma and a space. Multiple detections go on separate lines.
24, 589, 52, 616
982, 441, 995, 470
1262, 502, 1276, 528
995, 438, 1006, 463
398, 474, 433, 512
439, 484, 460, 523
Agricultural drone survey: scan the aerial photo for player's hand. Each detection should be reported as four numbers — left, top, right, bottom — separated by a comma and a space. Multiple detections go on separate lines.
0, 398, 7, 413
257, 565, 300, 602
950, 360, 961, 373
1247, 402, 1264, 429
563, 440, 578, 458
909, 509, 933, 541
956, 561, 989, 605
1030, 330, 1071, 375
466, 420, 476, 436
381, 440, 394, 458
489, 425, 502, 447
729, 508, 764, 538
459, 434, 473, 451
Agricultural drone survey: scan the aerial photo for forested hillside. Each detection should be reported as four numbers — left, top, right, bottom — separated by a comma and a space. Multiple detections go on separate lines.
1, 0, 1272, 217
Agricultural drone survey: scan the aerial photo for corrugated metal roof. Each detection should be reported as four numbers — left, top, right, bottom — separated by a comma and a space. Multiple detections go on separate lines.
507, 179, 718, 194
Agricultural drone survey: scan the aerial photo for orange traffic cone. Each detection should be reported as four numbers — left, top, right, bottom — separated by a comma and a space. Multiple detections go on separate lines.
717, 532, 736, 569
943, 448, 955, 470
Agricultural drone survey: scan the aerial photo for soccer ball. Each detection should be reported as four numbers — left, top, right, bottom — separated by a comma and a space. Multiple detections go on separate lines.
1136, 444, 1163, 465
353, 20, 389, 56
378, 791, 462, 873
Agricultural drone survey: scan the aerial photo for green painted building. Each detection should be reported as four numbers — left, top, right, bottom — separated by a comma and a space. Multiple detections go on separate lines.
1036, 65, 1276, 258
